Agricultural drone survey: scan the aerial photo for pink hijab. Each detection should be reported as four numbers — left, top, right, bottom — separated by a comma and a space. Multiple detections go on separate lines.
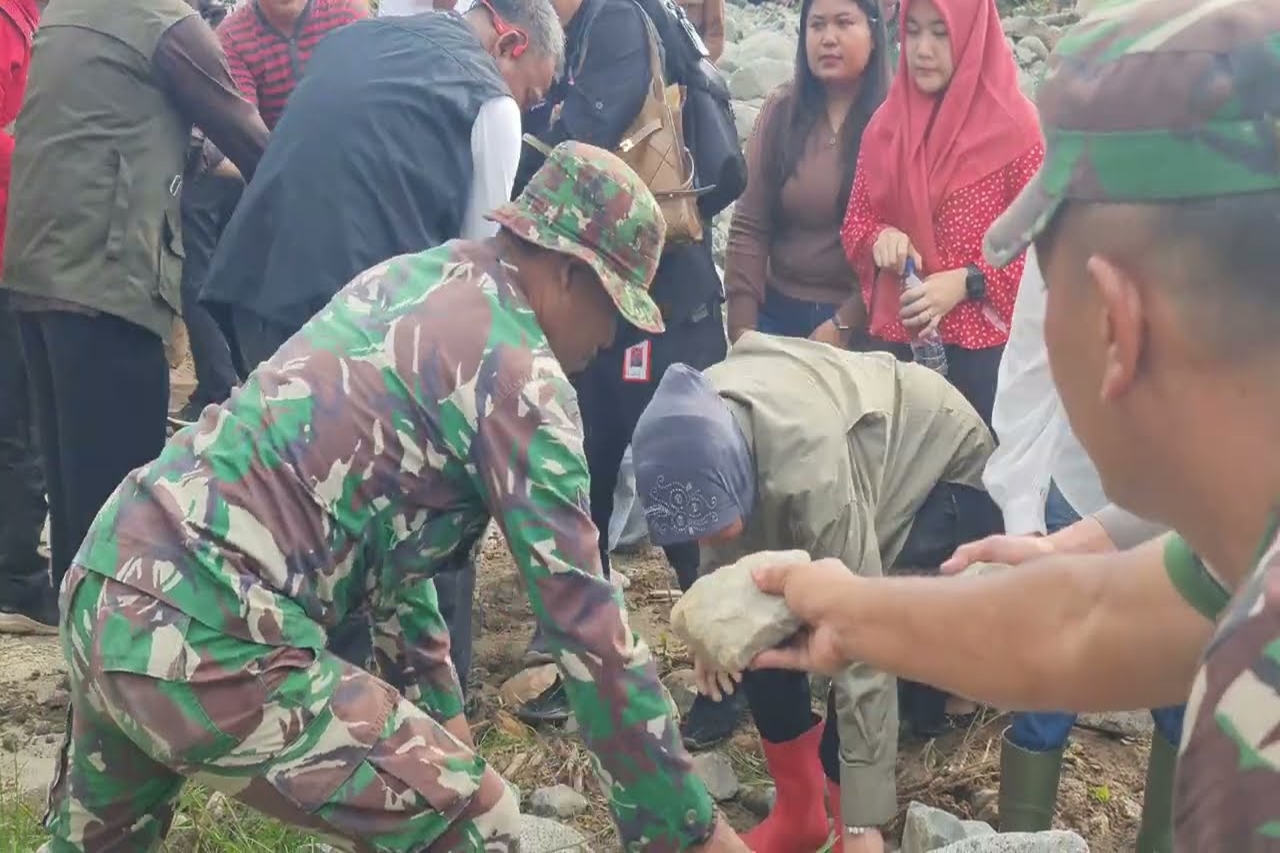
863, 0, 1041, 276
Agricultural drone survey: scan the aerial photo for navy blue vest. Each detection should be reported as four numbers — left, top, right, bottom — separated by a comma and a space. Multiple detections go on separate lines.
203, 12, 509, 329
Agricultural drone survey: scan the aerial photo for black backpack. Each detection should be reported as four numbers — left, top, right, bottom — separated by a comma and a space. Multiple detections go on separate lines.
634, 0, 747, 219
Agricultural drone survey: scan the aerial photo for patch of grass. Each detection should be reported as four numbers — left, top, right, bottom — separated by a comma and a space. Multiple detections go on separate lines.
0, 783, 46, 853
0, 771, 323, 853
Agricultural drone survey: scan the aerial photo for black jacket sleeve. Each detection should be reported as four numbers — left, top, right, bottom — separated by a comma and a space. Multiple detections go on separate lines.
515, 0, 653, 191
153, 16, 269, 182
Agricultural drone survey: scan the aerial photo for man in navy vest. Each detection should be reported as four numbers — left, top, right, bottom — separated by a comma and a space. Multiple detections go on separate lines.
198, 0, 564, 693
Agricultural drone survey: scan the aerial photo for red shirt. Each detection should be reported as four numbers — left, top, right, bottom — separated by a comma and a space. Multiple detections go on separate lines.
0, 0, 37, 268
841, 143, 1045, 349
217, 0, 367, 130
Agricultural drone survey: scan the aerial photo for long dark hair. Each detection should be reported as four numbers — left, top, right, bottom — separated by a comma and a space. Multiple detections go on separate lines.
767, 0, 889, 215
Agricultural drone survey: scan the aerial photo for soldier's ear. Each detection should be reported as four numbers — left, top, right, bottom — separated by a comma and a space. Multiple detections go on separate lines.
555, 256, 580, 293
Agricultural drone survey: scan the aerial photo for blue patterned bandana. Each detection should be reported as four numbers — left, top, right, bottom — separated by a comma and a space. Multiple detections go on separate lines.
632, 364, 755, 547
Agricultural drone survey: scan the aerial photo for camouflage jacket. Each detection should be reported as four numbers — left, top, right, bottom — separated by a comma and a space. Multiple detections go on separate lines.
73, 241, 715, 849
1174, 517, 1280, 851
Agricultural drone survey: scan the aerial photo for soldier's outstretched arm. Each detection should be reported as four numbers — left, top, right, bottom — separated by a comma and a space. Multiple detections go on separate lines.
470, 366, 718, 849
752, 535, 1214, 713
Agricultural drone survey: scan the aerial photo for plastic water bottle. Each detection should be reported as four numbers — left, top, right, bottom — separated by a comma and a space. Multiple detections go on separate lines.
902, 258, 949, 376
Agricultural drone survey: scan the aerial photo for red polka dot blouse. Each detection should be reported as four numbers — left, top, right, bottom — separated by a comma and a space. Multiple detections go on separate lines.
840, 143, 1045, 349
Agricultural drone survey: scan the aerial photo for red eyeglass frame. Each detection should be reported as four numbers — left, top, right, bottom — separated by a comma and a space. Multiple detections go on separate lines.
474, 0, 530, 58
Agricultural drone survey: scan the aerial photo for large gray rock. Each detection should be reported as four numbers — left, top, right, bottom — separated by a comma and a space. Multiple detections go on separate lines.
934, 831, 1090, 853
901, 801, 995, 853
728, 59, 792, 101
670, 550, 807, 672
518, 814, 590, 852
734, 102, 761, 144
663, 668, 699, 718
528, 784, 589, 819
691, 752, 740, 801
736, 28, 795, 62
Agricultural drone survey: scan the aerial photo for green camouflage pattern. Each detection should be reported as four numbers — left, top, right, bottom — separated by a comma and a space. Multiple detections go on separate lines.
985, 0, 1280, 267
44, 566, 521, 852
43, 242, 713, 851
1175, 520, 1280, 851
487, 140, 667, 333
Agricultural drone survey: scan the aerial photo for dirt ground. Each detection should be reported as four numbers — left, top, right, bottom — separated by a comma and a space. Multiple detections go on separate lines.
0, 534, 1149, 851
455, 536, 1149, 850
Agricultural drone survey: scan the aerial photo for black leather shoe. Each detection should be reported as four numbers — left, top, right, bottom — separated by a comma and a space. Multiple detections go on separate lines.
0, 584, 59, 636
681, 690, 747, 751
514, 677, 571, 724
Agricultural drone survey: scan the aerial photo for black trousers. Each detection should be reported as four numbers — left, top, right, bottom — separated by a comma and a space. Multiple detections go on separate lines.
180, 172, 243, 408
0, 297, 47, 605
860, 339, 1004, 430
571, 303, 729, 584
17, 310, 169, 592
228, 307, 301, 380
226, 305, 478, 696
746, 482, 1003, 779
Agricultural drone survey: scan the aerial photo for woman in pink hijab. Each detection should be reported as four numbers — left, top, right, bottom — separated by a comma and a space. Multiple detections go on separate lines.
840, 0, 1042, 426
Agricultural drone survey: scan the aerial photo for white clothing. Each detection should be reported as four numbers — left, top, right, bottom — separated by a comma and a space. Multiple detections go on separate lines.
982, 246, 1109, 534
459, 95, 523, 241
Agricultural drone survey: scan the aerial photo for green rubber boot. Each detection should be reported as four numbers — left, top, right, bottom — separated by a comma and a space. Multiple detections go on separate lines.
998, 729, 1064, 832
1135, 732, 1178, 853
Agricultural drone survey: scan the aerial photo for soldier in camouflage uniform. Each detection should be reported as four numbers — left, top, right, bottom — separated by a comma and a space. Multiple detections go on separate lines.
719, 1, 1280, 851
40, 141, 747, 853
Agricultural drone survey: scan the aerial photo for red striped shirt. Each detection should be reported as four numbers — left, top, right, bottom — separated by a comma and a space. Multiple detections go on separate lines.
217, 0, 368, 130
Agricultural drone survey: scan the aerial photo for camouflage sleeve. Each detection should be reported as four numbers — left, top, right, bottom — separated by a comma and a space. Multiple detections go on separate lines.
1175, 529, 1280, 850
470, 366, 715, 850
371, 571, 465, 722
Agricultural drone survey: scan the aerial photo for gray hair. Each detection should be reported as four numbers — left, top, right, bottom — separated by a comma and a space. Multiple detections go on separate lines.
486, 0, 566, 77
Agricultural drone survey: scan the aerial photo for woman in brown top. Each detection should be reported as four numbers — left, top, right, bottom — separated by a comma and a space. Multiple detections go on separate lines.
724, 0, 888, 347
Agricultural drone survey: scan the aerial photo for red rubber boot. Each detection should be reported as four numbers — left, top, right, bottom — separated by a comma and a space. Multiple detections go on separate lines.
742, 723, 831, 853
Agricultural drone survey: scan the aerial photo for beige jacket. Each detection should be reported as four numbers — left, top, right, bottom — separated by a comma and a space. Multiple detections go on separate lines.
698, 332, 994, 827
701, 332, 993, 577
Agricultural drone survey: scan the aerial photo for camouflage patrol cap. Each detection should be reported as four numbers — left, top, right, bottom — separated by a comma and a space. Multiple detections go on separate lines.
985, 0, 1280, 267
487, 141, 667, 333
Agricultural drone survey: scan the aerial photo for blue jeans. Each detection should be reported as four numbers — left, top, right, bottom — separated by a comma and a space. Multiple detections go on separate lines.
756, 288, 840, 339
1009, 482, 1186, 750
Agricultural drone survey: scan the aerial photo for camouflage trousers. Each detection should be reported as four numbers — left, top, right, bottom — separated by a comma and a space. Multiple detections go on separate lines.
41, 566, 520, 852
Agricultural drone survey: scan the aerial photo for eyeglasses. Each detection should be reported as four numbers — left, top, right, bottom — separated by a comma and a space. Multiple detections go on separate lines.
475, 0, 530, 58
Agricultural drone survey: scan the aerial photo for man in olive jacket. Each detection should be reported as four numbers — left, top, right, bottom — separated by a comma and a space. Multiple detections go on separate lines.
1, 0, 268, 603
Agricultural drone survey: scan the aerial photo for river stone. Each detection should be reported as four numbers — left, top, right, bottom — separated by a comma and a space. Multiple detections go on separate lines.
671, 549, 807, 672
737, 28, 795, 62
691, 752, 740, 801
728, 59, 792, 100
529, 784, 589, 819
734, 102, 761, 144
957, 561, 1013, 578
933, 830, 1090, 853
518, 814, 590, 852
901, 801, 995, 853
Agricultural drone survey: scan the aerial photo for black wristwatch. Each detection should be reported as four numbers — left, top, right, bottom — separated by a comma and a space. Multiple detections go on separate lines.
964, 264, 987, 302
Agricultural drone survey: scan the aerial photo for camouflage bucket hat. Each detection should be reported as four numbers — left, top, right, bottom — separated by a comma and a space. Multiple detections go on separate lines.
985, 0, 1280, 268
487, 140, 667, 333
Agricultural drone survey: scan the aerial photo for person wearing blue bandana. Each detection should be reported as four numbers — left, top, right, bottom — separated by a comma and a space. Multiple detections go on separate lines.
633, 331, 998, 853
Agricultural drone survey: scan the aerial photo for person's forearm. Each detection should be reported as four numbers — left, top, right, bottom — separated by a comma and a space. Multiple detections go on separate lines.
155, 18, 268, 181
530, 573, 715, 846
1044, 514, 1117, 554
1092, 503, 1167, 551
835, 538, 1210, 712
